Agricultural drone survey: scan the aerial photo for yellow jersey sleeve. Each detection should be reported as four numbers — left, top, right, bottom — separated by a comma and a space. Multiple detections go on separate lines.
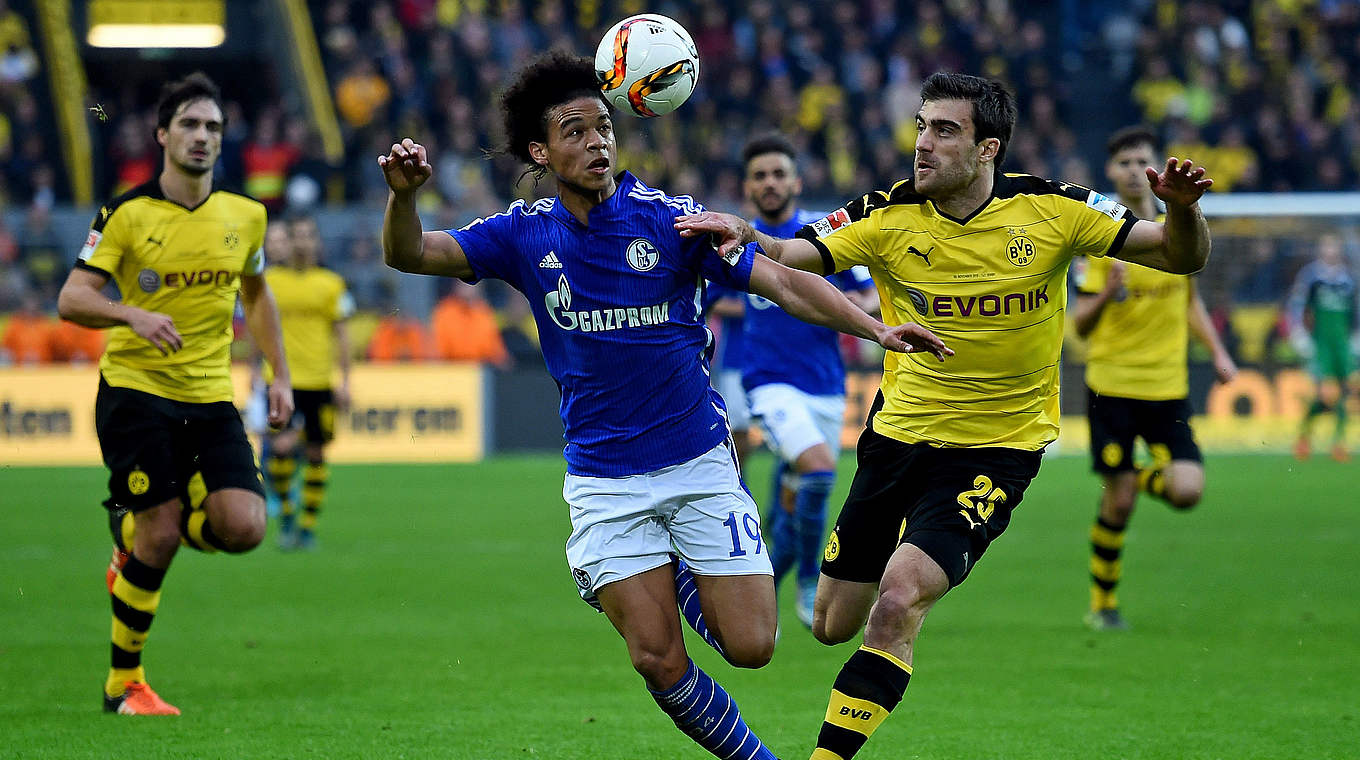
1055, 183, 1136, 258
76, 200, 132, 277
795, 180, 919, 273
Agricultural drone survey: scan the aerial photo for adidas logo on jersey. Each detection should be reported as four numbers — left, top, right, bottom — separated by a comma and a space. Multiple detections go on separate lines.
539, 251, 563, 269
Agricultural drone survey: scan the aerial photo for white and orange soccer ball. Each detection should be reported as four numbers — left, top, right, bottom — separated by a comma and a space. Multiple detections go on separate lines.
594, 14, 699, 118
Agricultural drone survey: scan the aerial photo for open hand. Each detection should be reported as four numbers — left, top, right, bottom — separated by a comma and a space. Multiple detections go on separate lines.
877, 322, 954, 361
1145, 157, 1213, 208
674, 211, 752, 258
378, 138, 432, 193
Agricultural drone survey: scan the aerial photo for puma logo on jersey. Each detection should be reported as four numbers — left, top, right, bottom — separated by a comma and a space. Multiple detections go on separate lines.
908, 245, 934, 266
539, 251, 563, 269
146, 236, 164, 247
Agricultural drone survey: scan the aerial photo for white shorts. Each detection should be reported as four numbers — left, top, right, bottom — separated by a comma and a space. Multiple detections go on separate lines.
714, 368, 751, 431
564, 439, 773, 605
748, 383, 845, 463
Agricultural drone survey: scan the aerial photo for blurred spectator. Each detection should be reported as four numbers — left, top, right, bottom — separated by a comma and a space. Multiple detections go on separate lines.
241, 109, 300, 212
430, 280, 509, 367
17, 204, 61, 304
50, 317, 105, 363
109, 116, 157, 196
367, 283, 431, 362
1, 294, 52, 365
335, 57, 391, 131
0, 0, 37, 91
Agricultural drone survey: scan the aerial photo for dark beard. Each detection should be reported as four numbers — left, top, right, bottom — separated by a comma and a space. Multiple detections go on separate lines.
757, 193, 791, 219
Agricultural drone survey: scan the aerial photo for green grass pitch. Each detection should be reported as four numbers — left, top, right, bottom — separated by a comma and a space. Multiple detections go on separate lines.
3, 453, 1357, 759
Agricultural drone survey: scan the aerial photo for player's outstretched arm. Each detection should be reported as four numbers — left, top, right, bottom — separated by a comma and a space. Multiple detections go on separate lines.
379, 138, 474, 279
748, 256, 952, 360
674, 211, 827, 273
241, 273, 295, 427
1187, 280, 1237, 384
1117, 157, 1212, 275
57, 268, 183, 354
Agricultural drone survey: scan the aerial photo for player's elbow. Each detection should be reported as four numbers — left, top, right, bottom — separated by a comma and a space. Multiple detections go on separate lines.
56, 283, 84, 323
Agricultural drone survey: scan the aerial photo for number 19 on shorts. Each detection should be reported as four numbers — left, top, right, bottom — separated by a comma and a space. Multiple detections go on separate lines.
723, 512, 764, 557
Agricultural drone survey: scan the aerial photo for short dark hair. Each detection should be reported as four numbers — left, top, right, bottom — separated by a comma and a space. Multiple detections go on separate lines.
919, 72, 1017, 167
742, 133, 797, 168
499, 51, 609, 179
155, 72, 224, 131
1106, 125, 1160, 157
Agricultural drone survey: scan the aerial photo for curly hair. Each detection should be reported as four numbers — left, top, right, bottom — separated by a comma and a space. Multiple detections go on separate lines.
498, 51, 608, 181
155, 71, 224, 131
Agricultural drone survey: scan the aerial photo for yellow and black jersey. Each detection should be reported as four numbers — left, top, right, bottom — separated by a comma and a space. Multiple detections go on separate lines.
264, 265, 353, 391
1074, 214, 1190, 401
76, 180, 267, 404
797, 172, 1137, 450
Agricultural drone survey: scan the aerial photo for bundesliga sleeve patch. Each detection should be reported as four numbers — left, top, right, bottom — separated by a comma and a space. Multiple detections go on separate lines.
78, 229, 102, 261
1085, 191, 1128, 220
810, 207, 852, 238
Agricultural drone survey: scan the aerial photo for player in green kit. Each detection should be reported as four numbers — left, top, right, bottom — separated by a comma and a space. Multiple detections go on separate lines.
1290, 232, 1358, 462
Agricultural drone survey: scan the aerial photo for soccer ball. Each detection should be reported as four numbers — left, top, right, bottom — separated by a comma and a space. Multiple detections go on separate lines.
595, 14, 699, 118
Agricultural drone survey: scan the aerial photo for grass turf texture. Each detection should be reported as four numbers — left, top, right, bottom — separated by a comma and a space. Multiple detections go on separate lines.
3, 453, 1357, 759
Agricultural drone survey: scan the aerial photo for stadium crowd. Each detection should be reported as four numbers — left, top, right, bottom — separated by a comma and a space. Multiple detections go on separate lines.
2, 0, 1358, 366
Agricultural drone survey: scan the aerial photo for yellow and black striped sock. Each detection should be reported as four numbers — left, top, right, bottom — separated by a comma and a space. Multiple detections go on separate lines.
299, 462, 329, 532
107, 554, 166, 697
267, 454, 298, 519
109, 508, 134, 553
810, 646, 912, 760
1089, 515, 1126, 611
179, 507, 227, 553
1137, 463, 1169, 503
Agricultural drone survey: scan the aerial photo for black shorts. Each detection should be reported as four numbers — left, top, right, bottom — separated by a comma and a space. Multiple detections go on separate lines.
822, 424, 1044, 588
94, 377, 263, 512
1087, 387, 1202, 474
291, 388, 337, 444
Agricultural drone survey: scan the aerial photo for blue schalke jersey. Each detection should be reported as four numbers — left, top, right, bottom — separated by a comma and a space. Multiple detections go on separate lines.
703, 283, 746, 371
450, 172, 756, 477
741, 209, 873, 396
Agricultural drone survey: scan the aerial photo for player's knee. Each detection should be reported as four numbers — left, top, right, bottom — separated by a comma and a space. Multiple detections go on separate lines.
812, 616, 857, 646
138, 518, 182, 560
867, 585, 930, 638
629, 648, 688, 687
721, 634, 774, 669
210, 501, 267, 551
1166, 484, 1202, 511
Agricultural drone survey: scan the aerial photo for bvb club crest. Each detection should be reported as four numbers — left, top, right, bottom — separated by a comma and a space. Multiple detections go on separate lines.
224, 224, 240, 250
1006, 228, 1036, 267
127, 468, 150, 496
823, 530, 840, 562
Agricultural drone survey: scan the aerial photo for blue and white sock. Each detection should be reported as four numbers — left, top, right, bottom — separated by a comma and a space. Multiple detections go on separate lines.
650, 659, 779, 760
674, 558, 725, 657
794, 470, 835, 587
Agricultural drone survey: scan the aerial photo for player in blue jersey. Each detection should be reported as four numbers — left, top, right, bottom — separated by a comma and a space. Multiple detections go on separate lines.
739, 135, 880, 630
377, 52, 952, 760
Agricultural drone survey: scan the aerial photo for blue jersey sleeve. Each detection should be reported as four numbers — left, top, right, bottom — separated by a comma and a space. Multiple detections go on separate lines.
447, 204, 524, 288
695, 241, 756, 292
